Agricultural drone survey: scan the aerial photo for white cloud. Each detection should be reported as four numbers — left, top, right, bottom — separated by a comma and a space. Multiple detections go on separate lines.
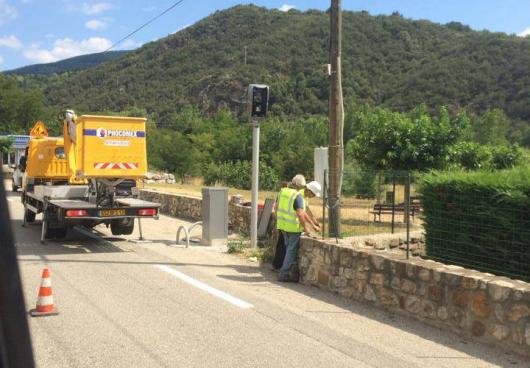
517, 27, 530, 37
278, 4, 296, 12
0, 0, 18, 24
85, 19, 107, 30
0, 56, 3, 64
0, 35, 22, 48
81, 2, 112, 15
24, 37, 112, 63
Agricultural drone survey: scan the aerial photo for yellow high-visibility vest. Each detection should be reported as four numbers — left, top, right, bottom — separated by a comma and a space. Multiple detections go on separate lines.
276, 187, 304, 233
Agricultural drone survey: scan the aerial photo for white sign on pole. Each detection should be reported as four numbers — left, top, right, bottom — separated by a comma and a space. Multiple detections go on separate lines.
314, 147, 329, 186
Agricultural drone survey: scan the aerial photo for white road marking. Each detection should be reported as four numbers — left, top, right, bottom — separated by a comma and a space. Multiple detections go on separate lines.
155, 265, 254, 309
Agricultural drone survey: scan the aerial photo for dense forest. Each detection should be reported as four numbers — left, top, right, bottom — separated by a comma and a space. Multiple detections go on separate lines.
28, 6, 530, 132
1, 5, 529, 187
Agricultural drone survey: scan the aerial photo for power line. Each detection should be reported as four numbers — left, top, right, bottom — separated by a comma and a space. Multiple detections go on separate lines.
105, 0, 187, 52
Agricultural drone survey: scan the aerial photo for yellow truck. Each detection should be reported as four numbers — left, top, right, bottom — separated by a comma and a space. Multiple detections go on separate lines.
22, 112, 160, 242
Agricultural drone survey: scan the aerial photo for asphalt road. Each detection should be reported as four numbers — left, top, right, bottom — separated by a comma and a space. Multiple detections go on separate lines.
5, 187, 527, 368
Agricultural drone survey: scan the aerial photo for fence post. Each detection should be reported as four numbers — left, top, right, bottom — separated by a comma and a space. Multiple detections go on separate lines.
405, 172, 411, 259
322, 169, 327, 239
391, 174, 396, 234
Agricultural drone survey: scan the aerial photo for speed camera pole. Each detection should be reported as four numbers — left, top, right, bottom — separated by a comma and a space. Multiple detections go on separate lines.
248, 84, 269, 248
328, 0, 344, 238
251, 121, 260, 248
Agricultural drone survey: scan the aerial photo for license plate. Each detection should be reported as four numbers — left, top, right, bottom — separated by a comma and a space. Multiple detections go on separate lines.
100, 209, 126, 217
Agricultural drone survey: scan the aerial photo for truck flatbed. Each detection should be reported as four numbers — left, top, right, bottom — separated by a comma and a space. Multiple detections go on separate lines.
115, 198, 161, 208
48, 199, 97, 209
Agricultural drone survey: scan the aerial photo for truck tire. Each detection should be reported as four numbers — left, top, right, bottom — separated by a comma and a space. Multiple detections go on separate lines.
110, 218, 135, 235
44, 227, 56, 240
53, 226, 68, 239
25, 208, 36, 223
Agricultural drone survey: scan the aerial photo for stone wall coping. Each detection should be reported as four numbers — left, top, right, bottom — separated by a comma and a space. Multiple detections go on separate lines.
139, 189, 252, 210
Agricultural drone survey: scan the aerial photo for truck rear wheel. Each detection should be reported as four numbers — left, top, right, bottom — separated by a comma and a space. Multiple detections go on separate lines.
110, 218, 135, 236
53, 226, 68, 239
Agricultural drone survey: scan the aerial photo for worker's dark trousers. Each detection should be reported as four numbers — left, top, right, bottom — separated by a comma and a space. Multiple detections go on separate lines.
272, 231, 285, 270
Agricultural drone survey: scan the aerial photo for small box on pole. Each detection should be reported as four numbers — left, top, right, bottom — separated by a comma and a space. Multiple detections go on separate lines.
247, 84, 269, 122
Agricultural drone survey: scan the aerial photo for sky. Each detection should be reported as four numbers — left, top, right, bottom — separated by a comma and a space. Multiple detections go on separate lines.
0, 0, 529, 71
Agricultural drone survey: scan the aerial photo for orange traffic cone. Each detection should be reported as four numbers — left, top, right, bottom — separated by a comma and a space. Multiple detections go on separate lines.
30, 268, 59, 317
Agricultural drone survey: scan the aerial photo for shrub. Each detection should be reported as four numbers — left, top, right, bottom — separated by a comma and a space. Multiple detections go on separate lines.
343, 170, 381, 199
449, 142, 524, 170
202, 160, 279, 190
418, 167, 530, 281
227, 239, 247, 254
489, 145, 524, 170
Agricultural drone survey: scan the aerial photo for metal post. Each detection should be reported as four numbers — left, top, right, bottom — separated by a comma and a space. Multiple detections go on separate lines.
391, 175, 396, 234
40, 210, 47, 244
250, 123, 260, 248
138, 218, 144, 241
405, 172, 411, 259
22, 204, 27, 228
322, 169, 327, 239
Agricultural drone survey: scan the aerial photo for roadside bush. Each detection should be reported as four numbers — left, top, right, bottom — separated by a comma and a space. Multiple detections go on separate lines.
342, 170, 381, 199
418, 167, 530, 281
202, 160, 279, 190
227, 239, 247, 254
449, 142, 524, 170
489, 145, 524, 170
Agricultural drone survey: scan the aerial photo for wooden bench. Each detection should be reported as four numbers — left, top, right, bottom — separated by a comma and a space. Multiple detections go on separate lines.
369, 202, 421, 223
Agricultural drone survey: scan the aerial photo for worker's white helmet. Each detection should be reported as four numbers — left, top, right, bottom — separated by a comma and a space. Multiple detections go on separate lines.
306, 181, 322, 198
291, 174, 306, 188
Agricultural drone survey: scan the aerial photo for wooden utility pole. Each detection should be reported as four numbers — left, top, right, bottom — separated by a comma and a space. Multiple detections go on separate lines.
328, 0, 344, 238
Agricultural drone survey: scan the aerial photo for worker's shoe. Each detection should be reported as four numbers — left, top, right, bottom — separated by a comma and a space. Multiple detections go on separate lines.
277, 265, 299, 282
289, 267, 300, 283
277, 275, 293, 282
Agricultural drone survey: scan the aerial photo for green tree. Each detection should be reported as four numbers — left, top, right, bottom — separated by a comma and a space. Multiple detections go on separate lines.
471, 109, 510, 145
347, 106, 467, 171
0, 137, 13, 167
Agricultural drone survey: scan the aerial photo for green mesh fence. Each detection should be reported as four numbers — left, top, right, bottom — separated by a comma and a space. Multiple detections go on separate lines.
418, 168, 530, 282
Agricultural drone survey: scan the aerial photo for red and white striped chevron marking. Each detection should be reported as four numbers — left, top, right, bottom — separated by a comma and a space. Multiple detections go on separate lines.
93, 162, 139, 170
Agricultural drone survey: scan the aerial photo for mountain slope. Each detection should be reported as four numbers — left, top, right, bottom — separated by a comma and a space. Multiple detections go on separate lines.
41, 5, 530, 123
5, 51, 130, 75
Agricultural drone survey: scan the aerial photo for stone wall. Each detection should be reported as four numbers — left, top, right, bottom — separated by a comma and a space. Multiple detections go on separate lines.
299, 237, 530, 357
140, 189, 202, 221
139, 189, 253, 233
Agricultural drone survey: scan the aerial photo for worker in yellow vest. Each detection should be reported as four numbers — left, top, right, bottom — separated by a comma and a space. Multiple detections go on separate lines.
275, 177, 322, 282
